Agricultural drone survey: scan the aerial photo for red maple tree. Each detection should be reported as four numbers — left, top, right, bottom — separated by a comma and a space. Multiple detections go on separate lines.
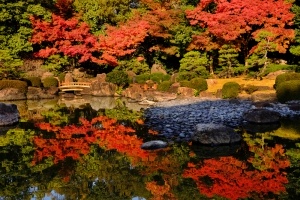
186, 0, 295, 60
30, 14, 106, 65
98, 19, 150, 65
183, 145, 290, 200
32, 116, 150, 165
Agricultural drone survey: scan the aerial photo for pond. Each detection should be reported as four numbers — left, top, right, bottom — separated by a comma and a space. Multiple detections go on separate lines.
1, 96, 300, 200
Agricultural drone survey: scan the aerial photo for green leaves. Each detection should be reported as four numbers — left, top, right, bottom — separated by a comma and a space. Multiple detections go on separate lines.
179, 51, 209, 78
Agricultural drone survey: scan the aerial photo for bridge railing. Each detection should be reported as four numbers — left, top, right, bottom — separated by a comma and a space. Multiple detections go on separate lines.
59, 82, 91, 87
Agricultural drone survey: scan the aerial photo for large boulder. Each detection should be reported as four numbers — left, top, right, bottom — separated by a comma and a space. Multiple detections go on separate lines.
0, 88, 26, 100
0, 103, 19, 126
177, 87, 196, 97
90, 81, 117, 96
122, 84, 145, 100
151, 64, 167, 75
250, 91, 277, 102
243, 109, 281, 124
27, 87, 57, 100
144, 90, 177, 102
141, 140, 168, 150
192, 123, 241, 145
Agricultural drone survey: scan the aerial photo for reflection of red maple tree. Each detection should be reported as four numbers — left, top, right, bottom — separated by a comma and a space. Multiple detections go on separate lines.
183, 145, 290, 200
146, 180, 176, 200
33, 116, 150, 165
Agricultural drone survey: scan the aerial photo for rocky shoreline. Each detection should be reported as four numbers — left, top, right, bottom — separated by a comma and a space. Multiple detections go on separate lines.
144, 98, 300, 142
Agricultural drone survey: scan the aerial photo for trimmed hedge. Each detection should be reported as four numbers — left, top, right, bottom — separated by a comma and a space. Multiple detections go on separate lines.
179, 80, 193, 88
274, 72, 300, 89
190, 78, 208, 92
177, 72, 197, 81
222, 82, 241, 99
106, 70, 129, 86
135, 74, 150, 84
150, 73, 171, 83
42, 77, 58, 88
179, 78, 208, 92
24, 77, 42, 87
276, 80, 300, 103
157, 81, 172, 92
0, 80, 28, 93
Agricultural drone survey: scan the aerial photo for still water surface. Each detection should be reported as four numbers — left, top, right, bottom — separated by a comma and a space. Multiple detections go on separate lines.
1, 97, 300, 200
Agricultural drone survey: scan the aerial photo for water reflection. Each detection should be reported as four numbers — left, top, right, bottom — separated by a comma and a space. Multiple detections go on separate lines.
0, 98, 300, 199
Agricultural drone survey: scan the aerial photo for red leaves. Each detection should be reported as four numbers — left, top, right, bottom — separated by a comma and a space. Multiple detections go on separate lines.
32, 116, 149, 165
183, 152, 290, 200
98, 20, 150, 63
30, 14, 150, 66
31, 14, 102, 64
186, 0, 294, 55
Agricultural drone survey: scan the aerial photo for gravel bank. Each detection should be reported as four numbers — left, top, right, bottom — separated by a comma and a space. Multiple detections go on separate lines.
144, 98, 300, 141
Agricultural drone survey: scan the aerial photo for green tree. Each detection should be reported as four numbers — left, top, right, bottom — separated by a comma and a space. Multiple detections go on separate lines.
218, 44, 240, 78
179, 51, 209, 79
290, 2, 300, 62
0, 0, 51, 78
247, 31, 277, 77
73, 0, 133, 34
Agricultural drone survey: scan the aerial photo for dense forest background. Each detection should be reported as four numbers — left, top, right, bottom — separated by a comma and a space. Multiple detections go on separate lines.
1, 0, 300, 79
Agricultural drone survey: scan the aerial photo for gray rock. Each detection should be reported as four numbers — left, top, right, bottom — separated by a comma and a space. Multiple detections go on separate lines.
0, 103, 19, 126
141, 140, 168, 150
192, 123, 241, 145
0, 88, 26, 101
27, 87, 56, 100
243, 109, 281, 124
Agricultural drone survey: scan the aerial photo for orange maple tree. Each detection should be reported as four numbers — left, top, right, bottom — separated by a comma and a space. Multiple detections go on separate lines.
32, 116, 150, 165
183, 146, 290, 200
186, 0, 294, 60
30, 14, 104, 64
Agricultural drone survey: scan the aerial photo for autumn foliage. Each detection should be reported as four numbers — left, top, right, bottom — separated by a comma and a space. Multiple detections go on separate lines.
30, 14, 103, 64
186, 0, 294, 58
30, 14, 150, 66
183, 145, 290, 200
98, 19, 150, 65
32, 116, 150, 164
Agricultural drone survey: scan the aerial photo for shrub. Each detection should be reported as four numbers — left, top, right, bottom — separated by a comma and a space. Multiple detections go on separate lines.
157, 81, 172, 92
24, 77, 42, 87
106, 70, 129, 87
0, 80, 28, 93
274, 72, 300, 89
150, 73, 171, 83
177, 72, 198, 81
222, 82, 241, 99
135, 74, 150, 84
243, 85, 259, 94
276, 80, 300, 103
117, 58, 150, 75
179, 80, 193, 88
58, 73, 65, 82
190, 78, 208, 92
42, 77, 58, 88
262, 64, 297, 76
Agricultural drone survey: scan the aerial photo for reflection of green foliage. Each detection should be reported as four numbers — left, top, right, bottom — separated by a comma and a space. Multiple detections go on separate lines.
0, 128, 34, 150
174, 179, 223, 200
41, 106, 69, 125
41, 104, 98, 125
282, 144, 300, 199
73, 146, 151, 200
0, 128, 37, 199
105, 106, 143, 123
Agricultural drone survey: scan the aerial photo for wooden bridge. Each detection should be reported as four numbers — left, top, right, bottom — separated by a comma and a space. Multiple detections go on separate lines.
58, 82, 91, 92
